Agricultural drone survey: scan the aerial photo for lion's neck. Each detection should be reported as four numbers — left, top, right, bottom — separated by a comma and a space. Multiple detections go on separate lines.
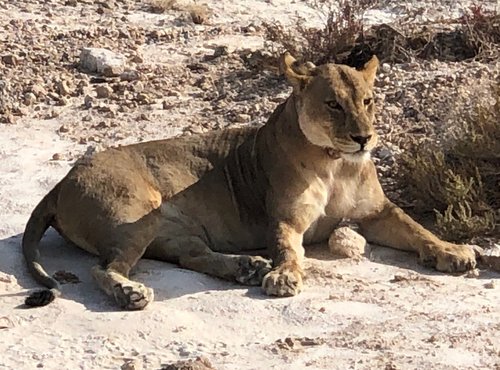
264, 96, 338, 170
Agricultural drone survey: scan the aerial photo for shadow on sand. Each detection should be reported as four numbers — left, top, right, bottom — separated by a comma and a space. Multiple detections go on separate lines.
1, 229, 497, 311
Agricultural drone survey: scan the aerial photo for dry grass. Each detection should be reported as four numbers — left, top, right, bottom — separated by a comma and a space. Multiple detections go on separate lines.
264, 1, 500, 65
263, 0, 377, 65
459, 3, 500, 61
147, 0, 178, 13
188, 4, 211, 25
398, 83, 499, 241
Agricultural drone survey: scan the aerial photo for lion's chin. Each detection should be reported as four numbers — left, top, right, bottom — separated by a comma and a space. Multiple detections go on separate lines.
341, 150, 371, 163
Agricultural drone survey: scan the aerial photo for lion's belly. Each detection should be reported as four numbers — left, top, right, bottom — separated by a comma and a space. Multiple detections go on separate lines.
157, 166, 268, 254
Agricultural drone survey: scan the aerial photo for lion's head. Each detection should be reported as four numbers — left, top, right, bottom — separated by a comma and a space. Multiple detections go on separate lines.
280, 52, 379, 162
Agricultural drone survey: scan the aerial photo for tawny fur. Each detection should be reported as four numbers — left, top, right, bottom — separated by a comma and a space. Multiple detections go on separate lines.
22, 53, 476, 309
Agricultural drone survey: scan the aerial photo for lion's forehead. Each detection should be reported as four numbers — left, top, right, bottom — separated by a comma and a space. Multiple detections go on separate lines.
317, 65, 372, 101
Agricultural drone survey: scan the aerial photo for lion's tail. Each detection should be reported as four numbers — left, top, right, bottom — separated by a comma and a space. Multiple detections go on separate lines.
22, 185, 61, 307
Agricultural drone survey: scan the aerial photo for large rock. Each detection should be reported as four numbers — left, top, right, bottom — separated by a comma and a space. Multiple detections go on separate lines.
328, 227, 367, 259
79, 48, 126, 77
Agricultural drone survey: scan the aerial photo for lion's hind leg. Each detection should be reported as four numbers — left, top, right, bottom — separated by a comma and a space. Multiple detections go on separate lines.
91, 233, 157, 310
91, 262, 154, 310
181, 249, 272, 287
150, 235, 272, 286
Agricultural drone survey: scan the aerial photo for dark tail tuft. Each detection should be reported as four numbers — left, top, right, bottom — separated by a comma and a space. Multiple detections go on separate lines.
24, 288, 60, 307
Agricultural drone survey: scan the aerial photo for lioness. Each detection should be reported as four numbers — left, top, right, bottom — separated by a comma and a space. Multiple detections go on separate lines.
23, 52, 476, 310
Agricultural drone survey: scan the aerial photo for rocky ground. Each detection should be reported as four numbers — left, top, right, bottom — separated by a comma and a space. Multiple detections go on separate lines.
0, 0, 499, 369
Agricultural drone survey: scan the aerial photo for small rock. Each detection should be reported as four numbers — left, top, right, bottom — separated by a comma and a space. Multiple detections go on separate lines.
94, 121, 109, 129
58, 125, 70, 133
381, 63, 391, 73
162, 101, 174, 110
213, 46, 228, 58
484, 281, 495, 289
120, 70, 140, 82
84, 95, 94, 108
0, 79, 9, 93
130, 54, 144, 64
45, 110, 59, 119
64, 0, 77, 6
0, 316, 14, 330
52, 153, 61, 160
136, 93, 150, 103
23, 92, 36, 106
53, 270, 80, 284
3, 114, 16, 124
57, 97, 68, 106
377, 147, 393, 160
328, 227, 367, 259
138, 113, 149, 121
57, 80, 71, 96
95, 84, 113, 99
0, 273, 14, 283
161, 356, 215, 370
131, 81, 144, 93
96, 0, 114, 9
235, 113, 250, 123
48, 92, 61, 101
31, 85, 47, 98
2, 54, 18, 66
103, 65, 124, 77
121, 358, 143, 370
79, 48, 126, 76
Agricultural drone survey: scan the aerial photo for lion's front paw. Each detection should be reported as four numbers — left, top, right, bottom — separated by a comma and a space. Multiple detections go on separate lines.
113, 282, 154, 310
419, 243, 476, 273
262, 263, 303, 297
236, 256, 273, 286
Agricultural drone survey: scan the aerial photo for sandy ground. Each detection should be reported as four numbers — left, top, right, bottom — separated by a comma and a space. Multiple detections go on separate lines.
1, 0, 499, 369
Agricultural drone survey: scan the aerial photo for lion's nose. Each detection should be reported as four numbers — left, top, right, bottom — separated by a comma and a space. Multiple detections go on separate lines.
350, 135, 372, 146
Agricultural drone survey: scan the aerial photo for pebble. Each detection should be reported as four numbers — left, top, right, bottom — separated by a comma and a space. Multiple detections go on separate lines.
120, 70, 140, 82
130, 54, 144, 64
95, 84, 113, 99
484, 281, 495, 289
58, 125, 69, 133
381, 63, 391, 73
57, 97, 68, 106
23, 92, 36, 106
235, 113, 250, 122
57, 80, 71, 96
84, 94, 94, 108
132, 81, 144, 93
121, 359, 142, 370
2, 54, 18, 65
31, 84, 47, 98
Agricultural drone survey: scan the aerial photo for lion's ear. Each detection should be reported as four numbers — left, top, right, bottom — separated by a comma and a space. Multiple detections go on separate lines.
279, 51, 314, 92
361, 55, 379, 86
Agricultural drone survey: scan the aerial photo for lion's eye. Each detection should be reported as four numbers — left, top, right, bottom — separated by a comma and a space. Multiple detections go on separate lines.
363, 98, 373, 106
326, 100, 342, 110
